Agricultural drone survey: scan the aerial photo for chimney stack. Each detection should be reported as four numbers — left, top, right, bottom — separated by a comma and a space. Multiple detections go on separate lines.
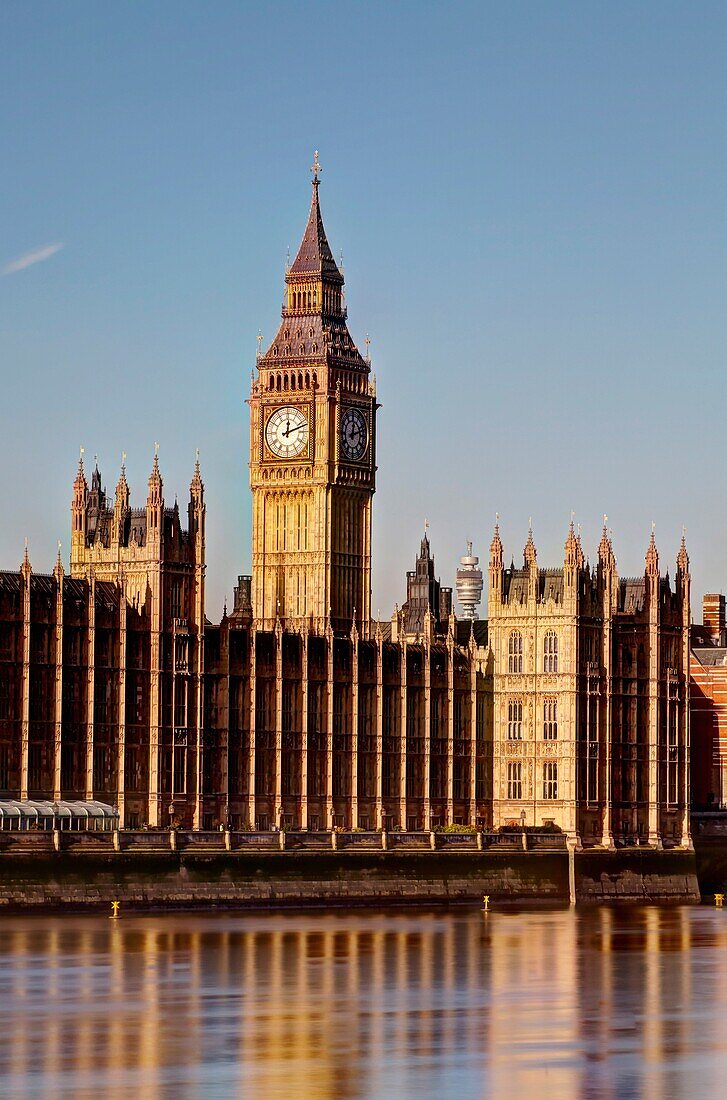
703, 593, 726, 646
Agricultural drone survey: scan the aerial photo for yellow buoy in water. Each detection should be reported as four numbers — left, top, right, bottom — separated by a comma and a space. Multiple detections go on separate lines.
482, 895, 489, 911
715, 894, 724, 908
110, 900, 121, 919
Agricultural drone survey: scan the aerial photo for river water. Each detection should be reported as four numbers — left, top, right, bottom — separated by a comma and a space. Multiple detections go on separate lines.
1, 905, 726, 1099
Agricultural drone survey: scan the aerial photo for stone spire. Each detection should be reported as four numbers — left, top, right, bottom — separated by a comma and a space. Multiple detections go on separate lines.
490, 516, 503, 568
53, 541, 64, 581
189, 449, 205, 550
73, 449, 87, 501
289, 152, 343, 283
645, 526, 659, 576
488, 516, 504, 605
20, 538, 31, 580
147, 444, 163, 504
598, 517, 614, 570
677, 531, 689, 576
146, 444, 164, 541
575, 524, 585, 569
190, 448, 204, 502
113, 453, 130, 545
565, 520, 578, 567
115, 453, 129, 511
257, 154, 367, 374
523, 523, 537, 568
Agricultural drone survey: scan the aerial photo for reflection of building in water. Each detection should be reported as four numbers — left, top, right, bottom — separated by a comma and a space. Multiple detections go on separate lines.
0, 166, 691, 847
4, 912, 727, 1096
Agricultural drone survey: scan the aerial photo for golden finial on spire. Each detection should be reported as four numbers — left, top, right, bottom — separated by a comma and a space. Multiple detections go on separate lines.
256, 331, 263, 360
154, 441, 160, 456
365, 334, 371, 363
311, 150, 322, 182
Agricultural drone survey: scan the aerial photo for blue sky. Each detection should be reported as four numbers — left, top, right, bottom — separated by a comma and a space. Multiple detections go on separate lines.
2, 1, 726, 619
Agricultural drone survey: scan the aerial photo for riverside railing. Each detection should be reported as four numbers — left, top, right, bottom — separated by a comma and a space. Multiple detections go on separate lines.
0, 828, 568, 854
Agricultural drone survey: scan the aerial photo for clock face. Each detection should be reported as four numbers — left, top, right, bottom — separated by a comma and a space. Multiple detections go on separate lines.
265, 405, 309, 459
341, 407, 368, 462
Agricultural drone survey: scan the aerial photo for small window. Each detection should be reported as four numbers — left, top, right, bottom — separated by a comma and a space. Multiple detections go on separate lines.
507, 761, 522, 800
508, 631, 523, 673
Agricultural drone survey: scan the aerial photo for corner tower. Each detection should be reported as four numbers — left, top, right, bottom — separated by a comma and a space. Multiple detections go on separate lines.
249, 155, 377, 632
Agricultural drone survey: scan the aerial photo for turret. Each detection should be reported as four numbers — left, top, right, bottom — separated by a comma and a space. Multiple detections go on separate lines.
20, 538, 31, 582
564, 520, 579, 601
598, 519, 617, 614
53, 541, 64, 583
524, 523, 537, 600
188, 450, 205, 556
488, 517, 503, 606
71, 450, 88, 546
112, 455, 130, 545
676, 531, 690, 611
646, 526, 660, 595
146, 446, 164, 546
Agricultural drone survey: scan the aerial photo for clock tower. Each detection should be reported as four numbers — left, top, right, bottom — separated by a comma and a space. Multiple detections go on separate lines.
248, 155, 377, 632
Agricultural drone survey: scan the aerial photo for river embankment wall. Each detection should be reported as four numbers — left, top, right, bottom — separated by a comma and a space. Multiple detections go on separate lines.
0, 831, 700, 909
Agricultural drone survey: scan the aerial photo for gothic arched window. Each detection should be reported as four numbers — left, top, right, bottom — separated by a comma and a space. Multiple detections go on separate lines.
507, 700, 523, 740
543, 698, 557, 740
508, 631, 523, 673
544, 631, 558, 673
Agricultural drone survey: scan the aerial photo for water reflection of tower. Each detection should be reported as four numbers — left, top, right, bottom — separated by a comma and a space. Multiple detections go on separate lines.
455, 541, 483, 619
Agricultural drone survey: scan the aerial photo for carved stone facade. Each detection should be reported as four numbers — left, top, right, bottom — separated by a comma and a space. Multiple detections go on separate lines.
248, 161, 376, 634
488, 523, 691, 847
0, 165, 693, 846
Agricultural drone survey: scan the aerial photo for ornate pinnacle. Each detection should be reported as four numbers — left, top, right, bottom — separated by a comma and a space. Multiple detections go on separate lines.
677, 528, 689, 575
311, 150, 322, 183
646, 525, 659, 575
524, 522, 536, 567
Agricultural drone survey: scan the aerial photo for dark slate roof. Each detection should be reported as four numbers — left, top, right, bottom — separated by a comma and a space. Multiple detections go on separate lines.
0, 572, 22, 592
30, 574, 56, 595
261, 314, 367, 372
289, 182, 343, 282
502, 567, 564, 605
456, 619, 488, 647
96, 581, 119, 610
64, 578, 87, 598
692, 647, 727, 667
619, 577, 646, 614
539, 570, 564, 603
128, 510, 147, 547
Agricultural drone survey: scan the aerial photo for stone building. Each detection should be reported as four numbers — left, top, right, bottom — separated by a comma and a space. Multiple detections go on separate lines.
0, 162, 693, 845
488, 523, 691, 846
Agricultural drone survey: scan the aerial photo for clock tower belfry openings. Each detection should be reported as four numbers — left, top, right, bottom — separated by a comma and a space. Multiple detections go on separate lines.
249, 155, 377, 632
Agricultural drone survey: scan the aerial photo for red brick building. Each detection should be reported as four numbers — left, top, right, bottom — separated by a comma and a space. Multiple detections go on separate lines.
691, 594, 727, 807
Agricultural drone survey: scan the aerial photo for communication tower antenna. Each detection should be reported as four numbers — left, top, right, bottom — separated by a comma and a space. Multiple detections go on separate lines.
456, 540, 483, 620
